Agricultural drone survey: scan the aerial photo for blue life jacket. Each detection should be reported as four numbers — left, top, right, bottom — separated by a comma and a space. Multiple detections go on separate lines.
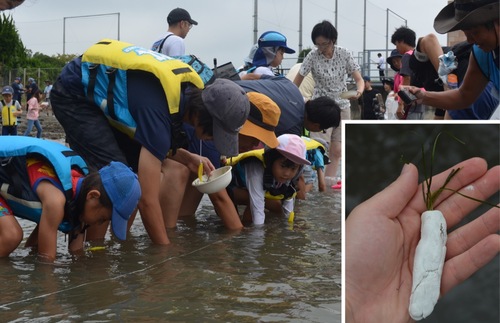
0, 137, 88, 233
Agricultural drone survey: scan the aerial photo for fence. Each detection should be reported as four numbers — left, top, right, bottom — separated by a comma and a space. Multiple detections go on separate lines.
1, 67, 62, 90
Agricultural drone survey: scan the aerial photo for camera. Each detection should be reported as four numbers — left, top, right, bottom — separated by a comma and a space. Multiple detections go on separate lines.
372, 93, 385, 120
398, 89, 417, 105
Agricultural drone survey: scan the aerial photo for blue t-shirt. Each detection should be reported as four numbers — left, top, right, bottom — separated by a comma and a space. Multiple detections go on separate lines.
236, 76, 304, 136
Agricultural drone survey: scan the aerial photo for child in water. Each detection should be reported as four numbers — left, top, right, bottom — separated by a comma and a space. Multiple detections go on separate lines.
0, 137, 141, 262
229, 134, 311, 225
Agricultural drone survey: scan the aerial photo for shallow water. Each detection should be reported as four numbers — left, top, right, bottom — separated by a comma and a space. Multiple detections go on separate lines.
1, 189, 341, 322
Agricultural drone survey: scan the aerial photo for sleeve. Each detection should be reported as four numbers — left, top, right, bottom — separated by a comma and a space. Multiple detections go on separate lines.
244, 161, 266, 225
299, 52, 313, 76
346, 49, 361, 74
400, 54, 413, 77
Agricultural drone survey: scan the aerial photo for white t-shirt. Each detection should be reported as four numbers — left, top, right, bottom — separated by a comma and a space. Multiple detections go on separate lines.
244, 161, 294, 225
151, 32, 185, 56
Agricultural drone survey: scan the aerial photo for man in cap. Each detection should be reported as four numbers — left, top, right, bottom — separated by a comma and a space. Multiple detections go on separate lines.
406, 0, 499, 119
11, 76, 23, 103
50, 39, 250, 245
151, 7, 198, 56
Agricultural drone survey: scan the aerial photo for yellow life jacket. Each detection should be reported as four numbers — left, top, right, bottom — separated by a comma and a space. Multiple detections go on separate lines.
1, 100, 18, 126
81, 39, 205, 117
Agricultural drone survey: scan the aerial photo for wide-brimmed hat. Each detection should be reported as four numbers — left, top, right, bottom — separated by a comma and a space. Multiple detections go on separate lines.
434, 0, 499, 34
239, 92, 280, 149
386, 49, 403, 72
202, 79, 250, 157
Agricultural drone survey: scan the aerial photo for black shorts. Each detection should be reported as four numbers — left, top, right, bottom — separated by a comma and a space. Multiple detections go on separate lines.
51, 79, 141, 171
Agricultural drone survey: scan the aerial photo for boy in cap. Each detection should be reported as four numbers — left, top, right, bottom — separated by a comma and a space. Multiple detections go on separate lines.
358, 76, 383, 120
405, 0, 499, 119
151, 7, 198, 56
50, 39, 250, 245
0, 137, 140, 262
11, 77, 23, 103
1, 85, 23, 135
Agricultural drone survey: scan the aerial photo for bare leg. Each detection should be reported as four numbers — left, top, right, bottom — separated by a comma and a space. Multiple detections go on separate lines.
325, 140, 341, 178
160, 158, 190, 229
0, 216, 23, 256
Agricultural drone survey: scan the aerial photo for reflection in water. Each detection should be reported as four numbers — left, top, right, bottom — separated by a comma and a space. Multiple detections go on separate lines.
0, 189, 341, 322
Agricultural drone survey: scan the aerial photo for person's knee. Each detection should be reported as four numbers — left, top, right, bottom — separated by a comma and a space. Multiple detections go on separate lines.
0, 222, 23, 257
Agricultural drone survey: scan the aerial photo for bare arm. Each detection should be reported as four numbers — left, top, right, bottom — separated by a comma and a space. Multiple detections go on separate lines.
36, 181, 66, 262
293, 72, 305, 88
419, 54, 489, 110
208, 190, 243, 230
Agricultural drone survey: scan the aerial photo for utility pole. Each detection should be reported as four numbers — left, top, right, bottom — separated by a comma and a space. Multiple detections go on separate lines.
298, 0, 303, 54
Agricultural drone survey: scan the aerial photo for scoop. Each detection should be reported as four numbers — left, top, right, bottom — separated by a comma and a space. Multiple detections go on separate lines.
192, 166, 232, 194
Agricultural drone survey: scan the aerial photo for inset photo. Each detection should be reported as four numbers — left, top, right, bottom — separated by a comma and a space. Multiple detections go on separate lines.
343, 122, 499, 323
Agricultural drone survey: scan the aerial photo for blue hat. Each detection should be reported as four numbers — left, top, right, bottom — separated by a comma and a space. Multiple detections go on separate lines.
363, 75, 371, 82
99, 162, 141, 240
386, 49, 403, 71
2, 86, 14, 95
258, 31, 295, 54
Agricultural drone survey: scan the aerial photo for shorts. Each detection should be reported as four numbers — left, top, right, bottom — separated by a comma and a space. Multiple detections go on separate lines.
51, 79, 139, 171
0, 196, 13, 217
310, 107, 350, 144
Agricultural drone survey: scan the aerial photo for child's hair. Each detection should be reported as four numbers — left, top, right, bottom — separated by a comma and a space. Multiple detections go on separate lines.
306, 97, 341, 129
32, 89, 42, 101
71, 171, 112, 218
185, 87, 213, 136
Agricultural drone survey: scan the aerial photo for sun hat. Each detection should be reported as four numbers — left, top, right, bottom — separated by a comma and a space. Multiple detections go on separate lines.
2, 86, 14, 95
386, 49, 403, 71
167, 7, 198, 25
252, 31, 295, 67
240, 92, 280, 149
258, 31, 295, 54
275, 134, 311, 165
202, 79, 250, 157
434, 0, 499, 34
99, 161, 141, 241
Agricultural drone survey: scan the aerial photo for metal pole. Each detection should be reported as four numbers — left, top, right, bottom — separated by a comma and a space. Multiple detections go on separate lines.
117, 12, 120, 40
63, 17, 66, 55
386, 9, 389, 75
335, 0, 338, 29
363, 0, 366, 76
299, 0, 303, 54
253, 0, 258, 44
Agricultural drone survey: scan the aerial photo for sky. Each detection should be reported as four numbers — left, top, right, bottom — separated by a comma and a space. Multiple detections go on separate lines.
6, 0, 448, 71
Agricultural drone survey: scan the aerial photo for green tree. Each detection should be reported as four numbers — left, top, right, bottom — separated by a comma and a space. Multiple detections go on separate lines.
0, 13, 28, 68
297, 48, 312, 63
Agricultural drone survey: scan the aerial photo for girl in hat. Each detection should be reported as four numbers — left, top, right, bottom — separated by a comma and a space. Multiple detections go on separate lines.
0, 137, 140, 262
227, 134, 311, 225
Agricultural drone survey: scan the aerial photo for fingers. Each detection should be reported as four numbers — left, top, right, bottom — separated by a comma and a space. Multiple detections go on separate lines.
441, 233, 499, 296
446, 205, 500, 260
355, 163, 419, 219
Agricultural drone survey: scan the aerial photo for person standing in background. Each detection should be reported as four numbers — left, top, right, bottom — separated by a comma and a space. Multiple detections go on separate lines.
293, 20, 364, 190
151, 7, 198, 56
1, 86, 23, 135
377, 53, 385, 78
23, 89, 43, 138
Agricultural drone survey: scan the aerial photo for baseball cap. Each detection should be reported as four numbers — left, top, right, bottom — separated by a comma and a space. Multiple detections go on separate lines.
363, 76, 371, 82
99, 161, 141, 241
202, 79, 250, 157
240, 92, 280, 149
167, 8, 198, 25
275, 134, 311, 165
15, 77, 21, 81
2, 86, 14, 95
